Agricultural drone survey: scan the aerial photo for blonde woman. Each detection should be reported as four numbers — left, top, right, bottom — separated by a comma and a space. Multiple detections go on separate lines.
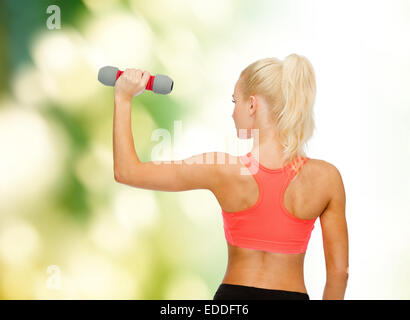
113, 54, 349, 300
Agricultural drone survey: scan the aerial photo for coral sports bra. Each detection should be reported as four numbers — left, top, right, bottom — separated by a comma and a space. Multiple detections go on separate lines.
221, 152, 317, 254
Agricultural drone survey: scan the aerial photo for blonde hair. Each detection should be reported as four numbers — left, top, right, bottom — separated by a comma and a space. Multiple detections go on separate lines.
239, 53, 316, 169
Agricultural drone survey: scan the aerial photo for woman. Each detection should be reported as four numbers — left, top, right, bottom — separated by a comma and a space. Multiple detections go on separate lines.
112, 54, 349, 300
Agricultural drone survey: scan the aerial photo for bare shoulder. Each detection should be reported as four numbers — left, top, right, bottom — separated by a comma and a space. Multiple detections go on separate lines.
302, 158, 345, 204
311, 158, 343, 184
190, 151, 241, 178
304, 158, 343, 179
204, 151, 251, 184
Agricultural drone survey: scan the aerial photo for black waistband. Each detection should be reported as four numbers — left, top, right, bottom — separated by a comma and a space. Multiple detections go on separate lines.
217, 283, 310, 299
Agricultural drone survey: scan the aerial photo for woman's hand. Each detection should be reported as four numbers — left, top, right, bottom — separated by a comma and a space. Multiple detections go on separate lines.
114, 68, 151, 102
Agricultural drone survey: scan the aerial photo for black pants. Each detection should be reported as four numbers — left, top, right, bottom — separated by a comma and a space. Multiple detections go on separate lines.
213, 283, 310, 300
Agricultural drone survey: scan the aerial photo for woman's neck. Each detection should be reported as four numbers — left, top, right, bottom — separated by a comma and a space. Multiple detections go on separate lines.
250, 127, 286, 167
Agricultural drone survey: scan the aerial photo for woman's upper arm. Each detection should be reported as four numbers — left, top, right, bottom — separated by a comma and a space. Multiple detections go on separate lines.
319, 164, 349, 277
114, 152, 226, 192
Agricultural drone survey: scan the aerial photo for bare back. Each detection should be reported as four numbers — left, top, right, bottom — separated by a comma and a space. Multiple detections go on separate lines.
212, 155, 334, 293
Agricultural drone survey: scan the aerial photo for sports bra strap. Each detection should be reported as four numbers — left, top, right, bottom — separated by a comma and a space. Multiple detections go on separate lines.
285, 156, 309, 180
240, 153, 309, 176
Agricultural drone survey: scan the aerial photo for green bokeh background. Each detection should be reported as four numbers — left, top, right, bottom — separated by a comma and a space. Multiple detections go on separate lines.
0, 0, 257, 300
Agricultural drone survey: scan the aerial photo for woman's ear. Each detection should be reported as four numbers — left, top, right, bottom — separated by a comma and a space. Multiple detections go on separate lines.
248, 96, 257, 116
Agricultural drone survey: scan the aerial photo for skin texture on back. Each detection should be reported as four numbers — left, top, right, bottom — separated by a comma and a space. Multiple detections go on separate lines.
211, 153, 341, 293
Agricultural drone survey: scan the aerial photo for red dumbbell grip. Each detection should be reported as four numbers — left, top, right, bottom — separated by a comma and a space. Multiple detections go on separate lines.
116, 70, 154, 91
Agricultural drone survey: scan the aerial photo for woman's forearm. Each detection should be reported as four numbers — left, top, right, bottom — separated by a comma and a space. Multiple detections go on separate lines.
113, 96, 140, 178
322, 273, 348, 300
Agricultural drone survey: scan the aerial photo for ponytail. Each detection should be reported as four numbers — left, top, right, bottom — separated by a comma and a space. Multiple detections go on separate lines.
278, 53, 316, 165
239, 53, 316, 167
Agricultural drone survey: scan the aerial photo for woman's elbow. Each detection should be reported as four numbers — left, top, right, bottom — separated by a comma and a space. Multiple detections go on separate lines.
114, 165, 129, 183
114, 169, 124, 183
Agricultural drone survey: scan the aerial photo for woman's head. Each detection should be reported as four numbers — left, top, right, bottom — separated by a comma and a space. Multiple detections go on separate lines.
231, 53, 316, 164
